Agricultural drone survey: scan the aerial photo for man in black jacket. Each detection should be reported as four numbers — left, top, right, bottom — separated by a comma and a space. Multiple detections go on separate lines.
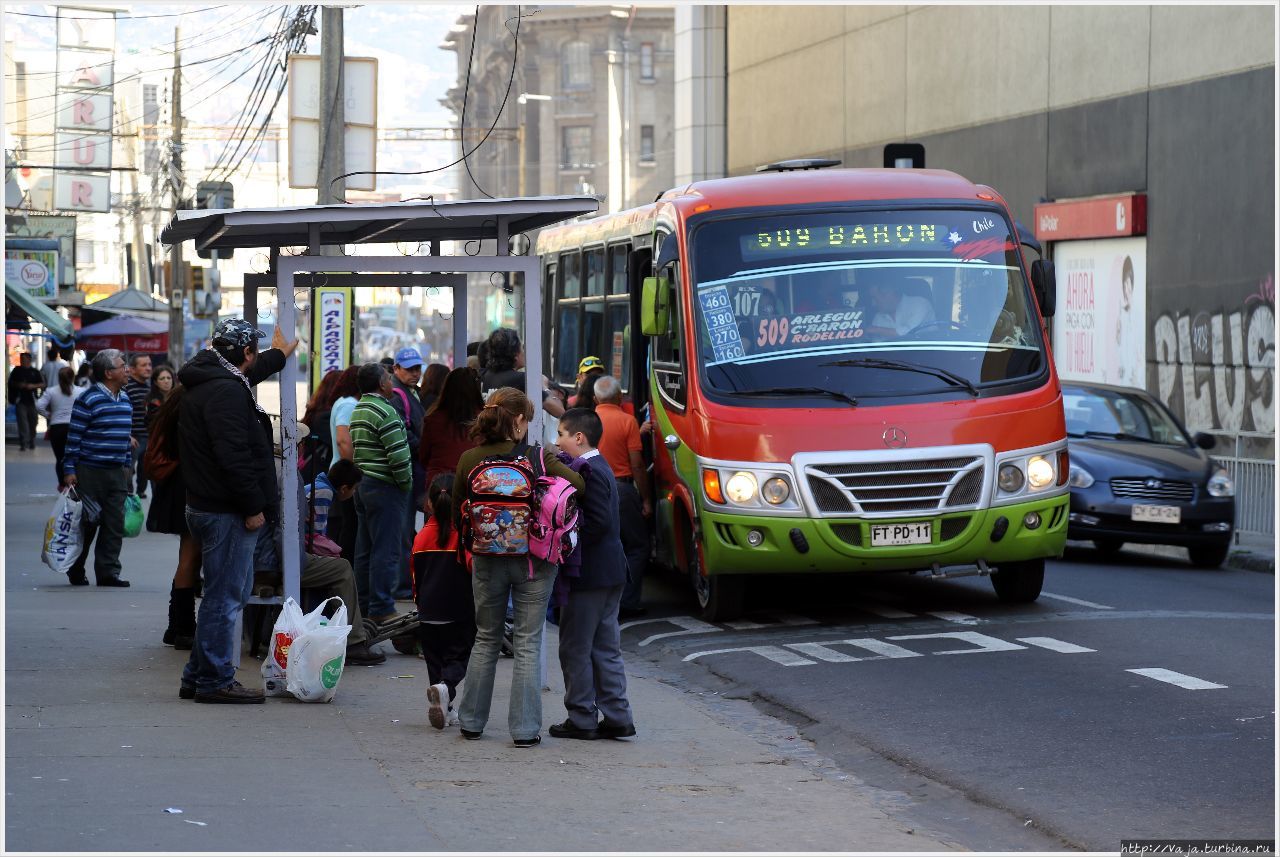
177, 319, 297, 704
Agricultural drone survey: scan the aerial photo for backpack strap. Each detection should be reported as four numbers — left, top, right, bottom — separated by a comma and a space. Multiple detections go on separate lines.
390, 387, 411, 426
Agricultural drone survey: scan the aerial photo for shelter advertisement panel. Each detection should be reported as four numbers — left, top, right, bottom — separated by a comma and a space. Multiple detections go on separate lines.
312, 286, 353, 387
1052, 238, 1147, 388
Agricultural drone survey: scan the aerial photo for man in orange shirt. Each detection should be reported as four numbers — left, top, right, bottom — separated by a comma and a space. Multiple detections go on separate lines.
593, 375, 652, 618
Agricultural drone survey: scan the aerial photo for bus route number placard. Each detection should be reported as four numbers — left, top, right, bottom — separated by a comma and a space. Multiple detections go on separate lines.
699, 284, 745, 362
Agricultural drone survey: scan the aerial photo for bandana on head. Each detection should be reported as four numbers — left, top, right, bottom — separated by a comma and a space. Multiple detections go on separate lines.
207, 345, 266, 415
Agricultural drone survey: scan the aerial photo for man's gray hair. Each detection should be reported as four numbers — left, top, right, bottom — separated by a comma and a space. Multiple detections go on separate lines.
593, 374, 621, 402
91, 349, 123, 383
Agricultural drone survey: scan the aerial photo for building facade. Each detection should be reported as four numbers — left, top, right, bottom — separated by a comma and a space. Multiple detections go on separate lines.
722, 5, 1275, 495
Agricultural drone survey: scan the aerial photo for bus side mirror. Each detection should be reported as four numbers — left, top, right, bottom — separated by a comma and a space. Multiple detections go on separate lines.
1030, 260, 1056, 318
641, 276, 670, 336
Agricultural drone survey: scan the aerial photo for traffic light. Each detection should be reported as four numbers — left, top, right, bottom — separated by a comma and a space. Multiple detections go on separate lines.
195, 181, 234, 260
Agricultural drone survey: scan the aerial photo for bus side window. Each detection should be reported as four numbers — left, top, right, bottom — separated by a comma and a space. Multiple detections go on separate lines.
652, 259, 686, 407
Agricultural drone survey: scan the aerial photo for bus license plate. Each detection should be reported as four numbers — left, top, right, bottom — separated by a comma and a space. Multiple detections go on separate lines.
870, 522, 932, 546
1131, 504, 1181, 524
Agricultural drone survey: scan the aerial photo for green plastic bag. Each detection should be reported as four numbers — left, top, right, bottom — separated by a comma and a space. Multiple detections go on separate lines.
123, 494, 144, 539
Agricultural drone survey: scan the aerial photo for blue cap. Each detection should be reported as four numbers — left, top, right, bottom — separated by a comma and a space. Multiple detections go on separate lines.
394, 347, 423, 369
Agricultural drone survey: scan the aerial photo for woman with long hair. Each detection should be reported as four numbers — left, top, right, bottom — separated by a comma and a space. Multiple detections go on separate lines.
36, 366, 82, 489
418, 362, 449, 412
301, 368, 343, 482
451, 387, 584, 747
419, 366, 484, 487
145, 366, 175, 429
143, 385, 202, 649
413, 473, 474, 730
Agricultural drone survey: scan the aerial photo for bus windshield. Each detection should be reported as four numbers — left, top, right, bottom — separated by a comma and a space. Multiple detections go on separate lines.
689, 208, 1046, 401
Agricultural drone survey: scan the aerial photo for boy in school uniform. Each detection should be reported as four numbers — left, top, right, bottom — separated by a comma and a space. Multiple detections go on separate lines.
549, 408, 636, 741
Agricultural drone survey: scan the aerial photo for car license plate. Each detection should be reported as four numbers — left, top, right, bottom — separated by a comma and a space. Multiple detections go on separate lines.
870, 522, 932, 546
1131, 504, 1182, 524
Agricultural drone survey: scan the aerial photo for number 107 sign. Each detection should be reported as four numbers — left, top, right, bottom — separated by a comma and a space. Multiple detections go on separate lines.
312, 287, 353, 387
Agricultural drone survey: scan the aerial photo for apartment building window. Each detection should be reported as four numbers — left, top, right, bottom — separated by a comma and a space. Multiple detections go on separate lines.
639, 125, 655, 163
562, 126, 592, 169
562, 40, 591, 89
639, 42, 655, 81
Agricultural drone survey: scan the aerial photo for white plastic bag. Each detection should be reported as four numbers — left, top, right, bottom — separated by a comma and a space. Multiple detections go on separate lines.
261, 598, 308, 697
42, 489, 83, 575
285, 597, 352, 703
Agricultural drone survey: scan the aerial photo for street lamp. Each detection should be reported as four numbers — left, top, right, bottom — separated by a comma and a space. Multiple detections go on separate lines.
515, 93, 552, 196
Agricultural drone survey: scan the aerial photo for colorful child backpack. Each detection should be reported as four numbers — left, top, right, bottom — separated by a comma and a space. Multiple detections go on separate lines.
526, 449, 580, 566
460, 448, 537, 556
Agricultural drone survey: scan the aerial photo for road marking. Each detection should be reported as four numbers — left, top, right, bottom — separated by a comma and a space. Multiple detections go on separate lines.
887, 631, 1026, 655
1017, 637, 1097, 654
1040, 592, 1115, 610
927, 611, 982, 625
1125, 668, 1228, 690
786, 642, 864, 663
840, 638, 924, 659
863, 605, 917, 619
684, 645, 815, 666
624, 616, 722, 647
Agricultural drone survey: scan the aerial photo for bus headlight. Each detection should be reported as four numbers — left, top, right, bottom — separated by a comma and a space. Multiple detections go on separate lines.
1207, 468, 1235, 498
725, 471, 758, 504
998, 464, 1025, 493
1027, 455, 1055, 489
762, 477, 790, 505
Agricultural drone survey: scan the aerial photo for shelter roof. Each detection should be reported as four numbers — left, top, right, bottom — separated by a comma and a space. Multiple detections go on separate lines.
160, 195, 600, 254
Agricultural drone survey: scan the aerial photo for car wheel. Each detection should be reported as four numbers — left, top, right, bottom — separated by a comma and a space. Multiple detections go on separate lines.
1188, 544, 1230, 569
687, 530, 744, 621
990, 558, 1045, 603
1093, 538, 1125, 555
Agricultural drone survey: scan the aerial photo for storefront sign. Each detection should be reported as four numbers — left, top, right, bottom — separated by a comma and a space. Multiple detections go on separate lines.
6, 214, 77, 287
1034, 193, 1146, 242
54, 6, 116, 214
5, 247, 60, 301
312, 286, 353, 387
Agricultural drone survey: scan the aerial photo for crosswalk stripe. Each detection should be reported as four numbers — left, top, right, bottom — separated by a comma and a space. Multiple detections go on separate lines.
1040, 592, 1115, 610
1017, 637, 1096, 654
928, 611, 981, 624
1126, 668, 1227, 690
683, 645, 816, 666
786, 642, 863, 663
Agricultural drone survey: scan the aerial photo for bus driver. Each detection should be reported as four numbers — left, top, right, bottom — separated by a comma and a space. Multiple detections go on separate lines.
863, 271, 935, 338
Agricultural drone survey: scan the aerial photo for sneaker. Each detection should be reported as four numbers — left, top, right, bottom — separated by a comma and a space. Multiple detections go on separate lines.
513, 735, 541, 748
193, 681, 265, 704
446, 709, 460, 727
460, 728, 483, 741
427, 682, 449, 730
549, 719, 599, 740
345, 642, 386, 666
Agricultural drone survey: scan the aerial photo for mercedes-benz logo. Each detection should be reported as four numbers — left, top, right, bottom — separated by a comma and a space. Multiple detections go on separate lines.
883, 426, 908, 449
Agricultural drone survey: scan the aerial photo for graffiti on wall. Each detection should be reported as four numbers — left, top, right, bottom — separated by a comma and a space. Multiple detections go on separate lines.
1152, 275, 1275, 434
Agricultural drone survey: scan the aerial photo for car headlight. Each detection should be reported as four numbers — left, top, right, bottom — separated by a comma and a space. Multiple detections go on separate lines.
724, 471, 758, 504
1207, 468, 1235, 498
1068, 464, 1095, 489
1026, 455, 1055, 489
998, 463, 1025, 493
761, 477, 790, 505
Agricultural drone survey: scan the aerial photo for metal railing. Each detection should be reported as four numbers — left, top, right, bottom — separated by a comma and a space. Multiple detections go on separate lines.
1219, 455, 1275, 539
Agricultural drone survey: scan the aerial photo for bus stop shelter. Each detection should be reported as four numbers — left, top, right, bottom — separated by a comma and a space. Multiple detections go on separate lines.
161, 195, 598, 606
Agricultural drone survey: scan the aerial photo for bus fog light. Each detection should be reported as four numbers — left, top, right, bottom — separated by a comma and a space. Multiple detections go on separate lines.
762, 477, 790, 505
746, 529, 765, 547
1023, 511, 1042, 530
725, 471, 758, 504
998, 464, 1025, 493
1027, 456, 1055, 489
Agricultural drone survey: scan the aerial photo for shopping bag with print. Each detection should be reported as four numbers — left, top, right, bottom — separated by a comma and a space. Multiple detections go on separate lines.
285, 597, 352, 703
261, 597, 308, 697
42, 489, 83, 575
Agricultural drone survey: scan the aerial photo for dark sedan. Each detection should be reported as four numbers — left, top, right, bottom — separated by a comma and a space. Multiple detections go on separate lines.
1063, 382, 1235, 568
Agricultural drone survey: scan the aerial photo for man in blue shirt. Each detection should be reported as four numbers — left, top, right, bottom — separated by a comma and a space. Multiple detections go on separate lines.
63, 349, 136, 587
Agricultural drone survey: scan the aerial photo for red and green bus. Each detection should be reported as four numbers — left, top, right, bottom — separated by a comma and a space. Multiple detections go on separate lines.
537, 163, 1068, 620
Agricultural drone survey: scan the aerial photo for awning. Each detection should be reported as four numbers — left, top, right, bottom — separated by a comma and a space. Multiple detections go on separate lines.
4, 282, 74, 341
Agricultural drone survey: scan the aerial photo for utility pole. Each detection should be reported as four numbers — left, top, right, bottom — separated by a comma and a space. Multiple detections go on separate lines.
316, 7, 344, 216
126, 109, 151, 295
167, 26, 184, 369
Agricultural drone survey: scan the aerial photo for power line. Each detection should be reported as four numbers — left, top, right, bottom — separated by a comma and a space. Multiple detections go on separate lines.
6, 5, 226, 20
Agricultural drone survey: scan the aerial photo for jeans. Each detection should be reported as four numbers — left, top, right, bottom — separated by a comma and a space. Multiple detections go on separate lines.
182, 508, 259, 693
458, 555, 556, 741
69, 464, 128, 582
354, 477, 408, 620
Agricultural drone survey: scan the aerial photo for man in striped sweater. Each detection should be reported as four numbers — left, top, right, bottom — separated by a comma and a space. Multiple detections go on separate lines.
351, 362, 414, 626
63, 349, 136, 587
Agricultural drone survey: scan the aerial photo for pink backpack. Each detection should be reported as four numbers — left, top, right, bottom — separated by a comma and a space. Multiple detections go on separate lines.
526, 445, 580, 566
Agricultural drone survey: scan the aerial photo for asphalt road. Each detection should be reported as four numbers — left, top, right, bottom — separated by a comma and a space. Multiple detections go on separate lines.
623, 548, 1275, 851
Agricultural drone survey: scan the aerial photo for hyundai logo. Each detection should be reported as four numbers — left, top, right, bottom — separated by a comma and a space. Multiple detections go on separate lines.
1145, 478, 1161, 489
883, 427, 908, 449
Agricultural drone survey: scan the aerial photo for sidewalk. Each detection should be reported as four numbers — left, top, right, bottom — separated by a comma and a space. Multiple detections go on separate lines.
1082, 531, 1275, 575
4, 445, 958, 852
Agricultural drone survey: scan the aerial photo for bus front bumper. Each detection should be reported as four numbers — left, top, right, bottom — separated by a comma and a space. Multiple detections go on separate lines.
697, 495, 1069, 575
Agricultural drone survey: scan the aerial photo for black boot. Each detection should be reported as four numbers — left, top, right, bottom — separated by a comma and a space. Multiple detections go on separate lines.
164, 586, 198, 648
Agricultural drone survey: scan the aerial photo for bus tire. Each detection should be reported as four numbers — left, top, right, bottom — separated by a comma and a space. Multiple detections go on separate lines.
687, 533, 744, 621
990, 558, 1045, 604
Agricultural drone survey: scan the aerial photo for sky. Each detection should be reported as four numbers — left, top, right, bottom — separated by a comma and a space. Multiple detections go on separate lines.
3, 1, 476, 198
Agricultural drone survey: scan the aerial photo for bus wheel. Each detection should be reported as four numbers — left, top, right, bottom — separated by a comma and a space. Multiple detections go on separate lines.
688, 534, 744, 621
990, 558, 1045, 604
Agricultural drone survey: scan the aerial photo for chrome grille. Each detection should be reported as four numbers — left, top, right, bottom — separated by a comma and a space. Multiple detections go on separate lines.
1110, 478, 1195, 502
805, 456, 985, 515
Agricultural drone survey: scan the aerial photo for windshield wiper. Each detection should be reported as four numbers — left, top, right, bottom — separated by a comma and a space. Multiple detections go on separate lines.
1067, 430, 1158, 444
733, 386, 859, 407
820, 357, 980, 397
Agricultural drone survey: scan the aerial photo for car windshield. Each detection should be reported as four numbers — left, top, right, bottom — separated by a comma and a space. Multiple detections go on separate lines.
689, 208, 1045, 401
1063, 387, 1190, 446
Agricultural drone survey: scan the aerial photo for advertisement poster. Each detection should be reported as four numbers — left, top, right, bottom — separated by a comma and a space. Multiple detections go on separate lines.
1052, 237, 1147, 387
311, 287, 353, 387
4, 247, 60, 301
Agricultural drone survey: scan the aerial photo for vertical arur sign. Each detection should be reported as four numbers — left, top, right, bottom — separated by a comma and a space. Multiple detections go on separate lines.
53, 6, 116, 214
312, 287, 353, 387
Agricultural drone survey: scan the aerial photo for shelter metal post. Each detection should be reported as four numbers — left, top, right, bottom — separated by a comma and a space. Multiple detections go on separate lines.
453, 278, 467, 372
